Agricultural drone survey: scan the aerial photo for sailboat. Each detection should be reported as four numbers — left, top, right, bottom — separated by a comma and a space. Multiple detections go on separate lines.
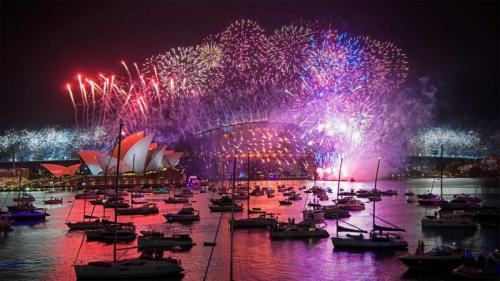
420, 145, 477, 229
66, 188, 109, 231
417, 178, 442, 206
115, 192, 159, 215
231, 152, 277, 229
332, 158, 408, 250
5, 158, 47, 222
418, 147, 448, 206
74, 122, 183, 279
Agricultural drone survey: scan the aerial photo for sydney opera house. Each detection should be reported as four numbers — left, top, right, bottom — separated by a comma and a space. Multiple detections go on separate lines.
40, 131, 184, 187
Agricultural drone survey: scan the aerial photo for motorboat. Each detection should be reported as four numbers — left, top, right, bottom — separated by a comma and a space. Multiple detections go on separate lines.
85, 224, 137, 243
381, 189, 398, 196
417, 194, 443, 206
269, 220, 329, 239
66, 219, 132, 231
138, 231, 195, 250
356, 189, 381, 198
288, 194, 302, 201
399, 241, 464, 271
153, 187, 169, 194
75, 191, 99, 200
322, 205, 350, 219
13, 193, 35, 203
339, 189, 356, 196
43, 197, 63, 204
407, 196, 417, 203
302, 209, 325, 224
404, 190, 415, 196
336, 197, 365, 211
104, 200, 130, 208
231, 213, 278, 229
67, 220, 107, 231
164, 197, 189, 204
279, 200, 292, 205
5, 209, 48, 222
209, 196, 234, 206
164, 206, 200, 222
452, 250, 500, 280
248, 208, 266, 214
209, 203, 243, 212
7, 202, 35, 212
421, 211, 477, 228
441, 194, 481, 210
368, 195, 382, 202
332, 230, 408, 250
116, 204, 159, 215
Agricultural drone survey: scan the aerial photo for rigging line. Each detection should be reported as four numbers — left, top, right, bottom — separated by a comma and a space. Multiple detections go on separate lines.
73, 228, 87, 265
65, 190, 79, 222
202, 201, 226, 281
338, 219, 365, 231
203, 159, 230, 281
369, 213, 404, 229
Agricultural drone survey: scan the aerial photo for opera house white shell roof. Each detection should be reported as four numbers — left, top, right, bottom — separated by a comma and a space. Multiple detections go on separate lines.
76, 132, 183, 176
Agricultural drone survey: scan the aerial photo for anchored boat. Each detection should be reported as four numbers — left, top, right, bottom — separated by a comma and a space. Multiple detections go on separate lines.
74, 123, 183, 279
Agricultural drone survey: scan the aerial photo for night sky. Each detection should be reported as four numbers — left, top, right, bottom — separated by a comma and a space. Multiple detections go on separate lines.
0, 0, 498, 132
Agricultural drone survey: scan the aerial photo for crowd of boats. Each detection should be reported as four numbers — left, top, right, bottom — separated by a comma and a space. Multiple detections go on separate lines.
1, 143, 498, 280
1, 178, 499, 279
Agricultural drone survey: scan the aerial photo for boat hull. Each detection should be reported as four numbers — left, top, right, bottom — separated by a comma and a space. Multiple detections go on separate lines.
66, 221, 103, 231
74, 259, 183, 279
398, 255, 463, 271
116, 207, 159, 215
164, 214, 200, 222
421, 218, 477, 228
138, 237, 194, 250
209, 206, 243, 212
452, 264, 498, 280
270, 230, 329, 239
232, 218, 276, 228
417, 199, 442, 206
6, 212, 46, 221
332, 237, 408, 250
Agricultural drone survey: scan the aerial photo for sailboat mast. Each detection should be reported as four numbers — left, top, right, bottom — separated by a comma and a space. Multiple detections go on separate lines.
113, 122, 123, 262
13, 149, 21, 202
440, 144, 444, 203
373, 158, 381, 231
336, 157, 343, 238
230, 152, 237, 281
247, 151, 250, 219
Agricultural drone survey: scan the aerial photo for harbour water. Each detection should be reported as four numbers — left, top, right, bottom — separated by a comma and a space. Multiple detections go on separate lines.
0, 178, 498, 281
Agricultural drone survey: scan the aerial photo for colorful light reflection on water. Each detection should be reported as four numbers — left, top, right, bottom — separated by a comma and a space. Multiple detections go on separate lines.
0, 178, 498, 281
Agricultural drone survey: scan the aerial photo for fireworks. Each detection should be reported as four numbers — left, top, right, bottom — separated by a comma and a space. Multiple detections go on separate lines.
58, 19, 427, 178
408, 127, 483, 158
0, 127, 107, 161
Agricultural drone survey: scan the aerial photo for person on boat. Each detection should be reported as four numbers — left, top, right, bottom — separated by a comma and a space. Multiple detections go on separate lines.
477, 254, 485, 269
464, 249, 475, 266
140, 250, 154, 260
416, 240, 424, 255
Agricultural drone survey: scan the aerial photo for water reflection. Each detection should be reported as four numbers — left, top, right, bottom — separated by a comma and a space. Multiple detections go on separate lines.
0, 178, 498, 281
